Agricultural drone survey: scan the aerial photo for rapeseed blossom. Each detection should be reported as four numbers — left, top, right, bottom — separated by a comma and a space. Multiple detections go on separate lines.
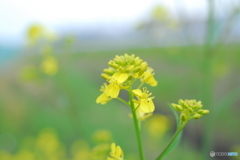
96, 54, 157, 107
132, 88, 155, 113
107, 143, 124, 160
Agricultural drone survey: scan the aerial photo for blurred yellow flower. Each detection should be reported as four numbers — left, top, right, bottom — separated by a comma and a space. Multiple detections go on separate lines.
141, 67, 158, 87
27, 24, 45, 45
71, 140, 91, 160
92, 143, 109, 160
41, 55, 58, 76
92, 130, 112, 143
27, 24, 57, 46
14, 149, 35, 160
107, 143, 124, 160
152, 5, 169, 21
147, 114, 170, 138
36, 128, 66, 159
132, 88, 155, 113
0, 150, 12, 160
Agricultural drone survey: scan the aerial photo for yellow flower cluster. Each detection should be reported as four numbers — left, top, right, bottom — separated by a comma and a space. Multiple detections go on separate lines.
41, 55, 58, 76
107, 143, 124, 160
0, 129, 115, 160
96, 54, 158, 120
171, 99, 210, 122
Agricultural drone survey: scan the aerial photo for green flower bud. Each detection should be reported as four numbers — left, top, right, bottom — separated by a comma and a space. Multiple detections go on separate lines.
108, 61, 118, 69
183, 102, 189, 109
135, 59, 143, 66
175, 105, 184, 111
197, 109, 204, 114
138, 62, 148, 76
101, 73, 111, 80
118, 66, 125, 72
103, 68, 116, 75
178, 99, 184, 105
188, 108, 194, 113
180, 114, 187, 121
201, 110, 209, 115
193, 114, 201, 119
133, 66, 141, 73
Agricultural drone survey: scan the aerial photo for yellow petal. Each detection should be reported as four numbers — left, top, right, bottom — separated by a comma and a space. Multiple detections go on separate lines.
117, 73, 128, 83
112, 73, 121, 79
96, 93, 110, 104
132, 89, 142, 97
110, 85, 120, 98
140, 99, 153, 113
110, 143, 116, 154
147, 98, 155, 112
105, 84, 120, 98
116, 146, 122, 157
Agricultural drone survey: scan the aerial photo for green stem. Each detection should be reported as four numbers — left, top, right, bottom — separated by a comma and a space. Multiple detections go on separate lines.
156, 121, 188, 160
137, 82, 144, 89
128, 81, 145, 160
116, 97, 129, 106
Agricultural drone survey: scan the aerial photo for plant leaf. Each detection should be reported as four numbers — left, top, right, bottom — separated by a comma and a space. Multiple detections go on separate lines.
160, 104, 183, 158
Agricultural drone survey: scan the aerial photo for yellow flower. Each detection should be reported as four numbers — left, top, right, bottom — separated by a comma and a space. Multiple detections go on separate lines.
41, 55, 58, 76
92, 130, 112, 143
147, 114, 170, 139
104, 73, 128, 98
96, 83, 112, 104
133, 101, 152, 121
132, 88, 155, 113
141, 67, 158, 86
107, 143, 124, 160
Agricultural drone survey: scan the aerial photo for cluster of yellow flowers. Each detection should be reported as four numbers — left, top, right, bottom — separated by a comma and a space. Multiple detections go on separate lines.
96, 54, 158, 120
0, 129, 118, 160
171, 99, 209, 122
96, 54, 210, 160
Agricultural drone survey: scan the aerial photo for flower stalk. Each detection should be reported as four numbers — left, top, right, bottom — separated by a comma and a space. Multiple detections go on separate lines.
155, 120, 188, 160
128, 81, 145, 160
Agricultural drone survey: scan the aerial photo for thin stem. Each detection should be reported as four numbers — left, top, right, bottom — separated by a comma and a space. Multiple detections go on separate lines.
137, 82, 144, 89
128, 81, 145, 160
155, 121, 188, 160
116, 97, 129, 106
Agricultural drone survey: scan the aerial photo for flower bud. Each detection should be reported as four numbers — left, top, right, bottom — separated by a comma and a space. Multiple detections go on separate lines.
108, 61, 118, 69
180, 114, 187, 121
103, 68, 116, 75
134, 57, 142, 65
201, 110, 209, 115
178, 99, 184, 105
193, 114, 201, 119
118, 66, 125, 72
138, 62, 148, 76
133, 66, 141, 73
101, 73, 111, 80
197, 109, 204, 114
175, 105, 184, 112
188, 108, 194, 113
183, 102, 189, 109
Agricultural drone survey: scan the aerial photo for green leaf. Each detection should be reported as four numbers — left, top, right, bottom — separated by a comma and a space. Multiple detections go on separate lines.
160, 104, 183, 158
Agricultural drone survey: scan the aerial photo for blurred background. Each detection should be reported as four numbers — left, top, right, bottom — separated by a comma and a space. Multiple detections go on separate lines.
0, 0, 240, 160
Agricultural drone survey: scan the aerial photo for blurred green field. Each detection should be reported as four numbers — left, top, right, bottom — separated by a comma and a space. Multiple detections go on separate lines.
0, 44, 240, 160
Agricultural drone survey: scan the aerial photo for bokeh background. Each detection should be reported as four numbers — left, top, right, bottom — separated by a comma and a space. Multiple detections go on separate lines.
0, 0, 240, 160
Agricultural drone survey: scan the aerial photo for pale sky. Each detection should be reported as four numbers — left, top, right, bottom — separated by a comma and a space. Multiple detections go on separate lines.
0, 0, 215, 44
